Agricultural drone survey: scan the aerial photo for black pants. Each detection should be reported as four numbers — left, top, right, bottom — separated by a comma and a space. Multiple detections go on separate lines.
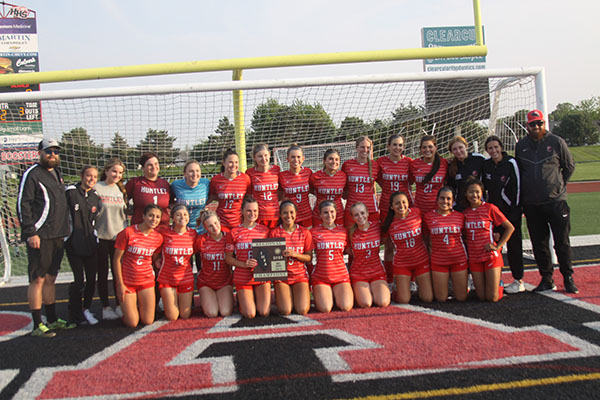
66, 248, 97, 318
523, 201, 573, 280
497, 210, 524, 280
97, 239, 119, 307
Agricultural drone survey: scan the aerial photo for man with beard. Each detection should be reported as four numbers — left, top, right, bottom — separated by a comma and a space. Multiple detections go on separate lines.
17, 138, 75, 337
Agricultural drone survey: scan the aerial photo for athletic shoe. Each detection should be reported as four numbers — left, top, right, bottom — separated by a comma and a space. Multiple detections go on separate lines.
31, 323, 56, 338
47, 318, 77, 330
158, 298, 164, 312
83, 309, 99, 325
410, 281, 418, 293
467, 274, 475, 292
114, 305, 123, 318
102, 307, 120, 320
532, 279, 557, 293
564, 276, 579, 294
504, 280, 525, 294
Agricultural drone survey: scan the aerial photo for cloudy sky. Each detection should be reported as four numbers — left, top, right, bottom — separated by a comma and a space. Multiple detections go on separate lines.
26, 0, 600, 112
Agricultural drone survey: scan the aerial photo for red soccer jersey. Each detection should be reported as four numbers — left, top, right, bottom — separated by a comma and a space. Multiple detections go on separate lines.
115, 225, 164, 287
423, 210, 467, 265
225, 224, 270, 285
269, 224, 313, 284
342, 159, 379, 214
210, 172, 251, 229
410, 158, 449, 214
310, 169, 346, 224
387, 208, 430, 267
246, 165, 280, 221
195, 231, 232, 288
279, 167, 313, 223
349, 223, 386, 280
125, 176, 171, 226
463, 202, 507, 262
376, 155, 414, 220
310, 224, 349, 283
156, 226, 197, 287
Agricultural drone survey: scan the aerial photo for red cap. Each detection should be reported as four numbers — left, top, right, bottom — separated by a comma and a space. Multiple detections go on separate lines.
527, 109, 544, 124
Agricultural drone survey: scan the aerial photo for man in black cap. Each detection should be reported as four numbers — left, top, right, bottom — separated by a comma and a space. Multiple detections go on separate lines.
515, 110, 578, 294
17, 138, 75, 337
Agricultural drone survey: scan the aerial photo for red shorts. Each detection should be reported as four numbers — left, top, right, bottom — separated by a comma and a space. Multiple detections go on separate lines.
275, 270, 309, 286
431, 261, 468, 273
311, 277, 351, 287
258, 219, 278, 229
394, 261, 431, 277
469, 255, 503, 272
158, 282, 194, 294
197, 276, 233, 291
351, 272, 387, 285
124, 281, 155, 293
235, 281, 271, 291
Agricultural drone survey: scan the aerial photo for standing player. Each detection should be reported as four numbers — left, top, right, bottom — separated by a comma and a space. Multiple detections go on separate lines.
482, 136, 524, 294
225, 195, 271, 318
382, 192, 433, 304
279, 144, 313, 227
94, 158, 127, 320
310, 200, 353, 313
269, 201, 313, 315
423, 187, 468, 302
447, 136, 486, 211
171, 160, 210, 233
342, 136, 379, 227
246, 144, 280, 228
348, 202, 390, 308
125, 152, 171, 227
113, 204, 164, 327
156, 205, 197, 320
410, 135, 448, 214
377, 133, 413, 282
310, 149, 347, 227
463, 178, 514, 302
195, 210, 234, 318
208, 149, 250, 231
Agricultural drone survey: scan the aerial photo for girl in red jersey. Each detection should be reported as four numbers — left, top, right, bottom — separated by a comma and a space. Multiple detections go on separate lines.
225, 195, 271, 318
377, 133, 414, 282
410, 135, 449, 214
246, 144, 280, 228
195, 210, 234, 318
113, 204, 164, 327
310, 200, 353, 313
208, 149, 250, 231
310, 149, 347, 227
342, 136, 379, 227
348, 202, 390, 308
279, 144, 313, 228
382, 192, 433, 304
156, 205, 197, 320
423, 187, 468, 302
463, 178, 514, 302
125, 152, 171, 227
269, 201, 313, 315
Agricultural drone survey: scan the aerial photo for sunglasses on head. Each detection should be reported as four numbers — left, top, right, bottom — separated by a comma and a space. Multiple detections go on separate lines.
44, 149, 60, 155
528, 121, 543, 127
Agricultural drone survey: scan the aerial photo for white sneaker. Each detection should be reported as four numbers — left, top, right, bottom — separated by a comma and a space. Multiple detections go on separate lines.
102, 307, 120, 320
504, 280, 525, 294
410, 281, 418, 293
158, 298, 164, 312
114, 305, 123, 318
83, 309, 99, 325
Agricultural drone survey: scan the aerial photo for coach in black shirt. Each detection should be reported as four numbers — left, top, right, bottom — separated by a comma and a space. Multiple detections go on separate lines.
515, 109, 578, 294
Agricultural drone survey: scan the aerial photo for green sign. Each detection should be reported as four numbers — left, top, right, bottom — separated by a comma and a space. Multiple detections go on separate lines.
422, 26, 486, 67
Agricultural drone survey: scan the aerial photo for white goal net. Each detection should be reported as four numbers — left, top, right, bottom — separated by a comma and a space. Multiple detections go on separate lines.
0, 68, 543, 283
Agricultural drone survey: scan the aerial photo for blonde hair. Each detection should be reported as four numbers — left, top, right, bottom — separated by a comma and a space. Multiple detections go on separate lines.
448, 136, 469, 179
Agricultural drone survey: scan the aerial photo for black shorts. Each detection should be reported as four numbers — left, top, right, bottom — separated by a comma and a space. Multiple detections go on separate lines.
27, 237, 65, 282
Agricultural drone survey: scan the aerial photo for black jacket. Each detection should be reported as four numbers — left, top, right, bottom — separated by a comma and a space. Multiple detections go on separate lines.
448, 152, 486, 211
65, 183, 100, 257
515, 131, 575, 205
482, 152, 521, 218
17, 163, 69, 241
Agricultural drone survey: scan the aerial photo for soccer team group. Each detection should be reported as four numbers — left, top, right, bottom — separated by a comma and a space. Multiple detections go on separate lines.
17, 109, 579, 337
